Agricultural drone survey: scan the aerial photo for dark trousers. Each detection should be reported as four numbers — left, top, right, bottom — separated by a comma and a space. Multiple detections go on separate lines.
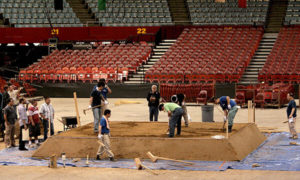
169, 108, 183, 137
19, 125, 25, 149
0, 112, 4, 141
149, 106, 159, 121
42, 119, 54, 141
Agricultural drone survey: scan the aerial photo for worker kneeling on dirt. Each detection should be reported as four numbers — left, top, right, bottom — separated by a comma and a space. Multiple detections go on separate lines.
159, 103, 183, 137
215, 96, 238, 133
96, 109, 115, 161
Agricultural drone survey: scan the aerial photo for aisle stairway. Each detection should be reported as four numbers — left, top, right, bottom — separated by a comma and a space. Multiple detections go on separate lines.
239, 33, 278, 84
265, 0, 288, 33
167, 0, 191, 25
66, 0, 95, 25
125, 40, 176, 84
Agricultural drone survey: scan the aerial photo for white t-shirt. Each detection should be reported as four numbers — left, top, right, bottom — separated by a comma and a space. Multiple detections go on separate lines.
8, 90, 19, 105
17, 104, 28, 126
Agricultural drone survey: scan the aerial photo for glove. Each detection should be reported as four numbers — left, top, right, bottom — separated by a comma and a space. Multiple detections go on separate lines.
227, 104, 231, 110
88, 105, 92, 109
104, 100, 109, 105
98, 134, 103, 139
223, 116, 227, 122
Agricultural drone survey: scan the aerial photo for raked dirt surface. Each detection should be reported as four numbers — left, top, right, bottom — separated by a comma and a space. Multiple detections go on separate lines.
39, 98, 299, 133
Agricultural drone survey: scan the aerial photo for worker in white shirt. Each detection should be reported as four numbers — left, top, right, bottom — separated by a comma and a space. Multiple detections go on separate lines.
39, 96, 55, 141
17, 98, 29, 151
8, 85, 22, 109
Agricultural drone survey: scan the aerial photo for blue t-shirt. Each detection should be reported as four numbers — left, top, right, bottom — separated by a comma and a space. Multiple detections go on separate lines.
287, 100, 297, 118
219, 96, 236, 110
93, 85, 108, 100
100, 117, 110, 134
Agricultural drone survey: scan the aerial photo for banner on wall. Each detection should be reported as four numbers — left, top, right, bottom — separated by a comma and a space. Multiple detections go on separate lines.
238, 0, 247, 8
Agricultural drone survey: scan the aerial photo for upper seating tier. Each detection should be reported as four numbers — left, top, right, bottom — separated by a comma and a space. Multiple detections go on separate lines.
86, 0, 173, 26
0, 0, 83, 27
187, 0, 269, 26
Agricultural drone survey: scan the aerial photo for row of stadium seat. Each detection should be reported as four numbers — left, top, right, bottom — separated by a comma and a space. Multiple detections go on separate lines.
0, 0, 83, 27
19, 43, 152, 83
86, 0, 173, 26
258, 27, 300, 83
145, 27, 263, 83
187, 0, 269, 25
285, 0, 300, 25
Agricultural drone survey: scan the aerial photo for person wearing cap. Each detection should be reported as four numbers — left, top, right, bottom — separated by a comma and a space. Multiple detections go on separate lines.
215, 96, 238, 133
287, 93, 297, 139
159, 103, 183, 137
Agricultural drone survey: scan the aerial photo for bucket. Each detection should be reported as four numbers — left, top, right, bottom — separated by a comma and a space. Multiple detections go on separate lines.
201, 105, 214, 122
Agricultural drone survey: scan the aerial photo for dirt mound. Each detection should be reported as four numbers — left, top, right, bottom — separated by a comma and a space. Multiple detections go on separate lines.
33, 122, 266, 161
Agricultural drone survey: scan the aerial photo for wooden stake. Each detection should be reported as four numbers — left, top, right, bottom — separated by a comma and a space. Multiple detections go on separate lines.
49, 154, 57, 168
48, 117, 51, 138
86, 154, 89, 165
73, 92, 81, 126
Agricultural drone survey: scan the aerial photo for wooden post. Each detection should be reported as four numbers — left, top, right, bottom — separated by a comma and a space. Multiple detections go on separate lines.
248, 100, 253, 123
253, 103, 255, 123
73, 92, 81, 126
278, 90, 281, 109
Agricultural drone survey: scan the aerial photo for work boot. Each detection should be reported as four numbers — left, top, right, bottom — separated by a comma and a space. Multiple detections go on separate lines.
96, 155, 101, 160
228, 126, 233, 133
19, 147, 28, 151
109, 157, 116, 162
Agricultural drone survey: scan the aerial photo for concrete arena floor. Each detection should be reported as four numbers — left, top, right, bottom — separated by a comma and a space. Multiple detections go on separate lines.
45, 98, 299, 133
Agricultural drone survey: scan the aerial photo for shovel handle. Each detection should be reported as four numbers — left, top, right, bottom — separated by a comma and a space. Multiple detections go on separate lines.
157, 157, 194, 164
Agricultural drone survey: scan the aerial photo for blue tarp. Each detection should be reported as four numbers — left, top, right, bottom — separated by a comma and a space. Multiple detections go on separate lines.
0, 132, 299, 171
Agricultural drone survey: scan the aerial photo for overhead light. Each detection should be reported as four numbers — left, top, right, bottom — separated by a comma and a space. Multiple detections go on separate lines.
7, 43, 15, 46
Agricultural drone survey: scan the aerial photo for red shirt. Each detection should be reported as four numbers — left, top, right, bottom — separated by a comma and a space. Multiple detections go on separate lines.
28, 106, 40, 124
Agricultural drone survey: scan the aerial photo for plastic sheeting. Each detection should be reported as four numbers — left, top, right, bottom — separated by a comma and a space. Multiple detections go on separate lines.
228, 132, 300, 171
0, 132, 299, 171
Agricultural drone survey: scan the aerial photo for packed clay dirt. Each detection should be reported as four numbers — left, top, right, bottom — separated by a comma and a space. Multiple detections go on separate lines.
57, 122, 248, 138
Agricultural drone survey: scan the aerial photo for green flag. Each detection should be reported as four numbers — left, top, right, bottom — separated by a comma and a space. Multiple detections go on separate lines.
98, 0, 106, 10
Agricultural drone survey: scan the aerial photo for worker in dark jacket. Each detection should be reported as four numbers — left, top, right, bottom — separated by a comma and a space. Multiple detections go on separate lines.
146, 85, 160, 122
1, 86, 10, 141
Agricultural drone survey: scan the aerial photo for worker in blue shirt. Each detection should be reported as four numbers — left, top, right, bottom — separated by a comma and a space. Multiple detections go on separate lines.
96, 109, 115, 161
286, 93, 297, 139
215, 96, 238, 133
